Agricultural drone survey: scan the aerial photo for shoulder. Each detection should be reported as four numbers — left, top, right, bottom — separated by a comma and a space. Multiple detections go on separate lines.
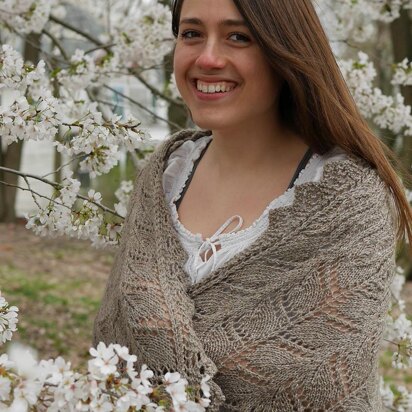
317, 148, 390, 199
290, 149, 397, 234
318, 152, 397, 241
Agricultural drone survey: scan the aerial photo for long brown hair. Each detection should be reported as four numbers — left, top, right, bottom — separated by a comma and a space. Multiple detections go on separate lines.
171, 0, 412, 253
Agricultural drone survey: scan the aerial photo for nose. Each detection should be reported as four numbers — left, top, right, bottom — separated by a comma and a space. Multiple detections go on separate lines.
195, 39, 226, 70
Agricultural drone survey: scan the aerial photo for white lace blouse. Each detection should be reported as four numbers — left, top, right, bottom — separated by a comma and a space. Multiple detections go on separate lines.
162, 134, 348, 285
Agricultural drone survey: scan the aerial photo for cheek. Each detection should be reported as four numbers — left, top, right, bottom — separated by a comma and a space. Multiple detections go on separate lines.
250, 60, 279, 98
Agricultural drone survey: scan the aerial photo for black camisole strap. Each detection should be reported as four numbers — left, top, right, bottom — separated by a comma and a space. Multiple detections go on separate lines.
174, 143, 313, 211
287, 147, 314, 189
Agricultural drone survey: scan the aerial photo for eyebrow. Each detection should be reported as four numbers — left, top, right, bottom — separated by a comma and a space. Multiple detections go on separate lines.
179, 17, 248, 27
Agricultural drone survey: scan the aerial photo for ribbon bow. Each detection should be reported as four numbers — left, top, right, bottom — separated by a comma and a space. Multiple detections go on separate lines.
195, 215, 244, 274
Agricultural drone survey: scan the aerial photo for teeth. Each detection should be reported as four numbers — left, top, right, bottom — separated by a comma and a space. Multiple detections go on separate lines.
196, 80, 236, 94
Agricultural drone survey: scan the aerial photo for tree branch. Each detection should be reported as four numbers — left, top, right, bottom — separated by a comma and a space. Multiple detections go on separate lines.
49, 14, 103, 47
22, 175, 43, 210
0, 166, 123, 218
41, 156, 83, 179
42, 28, 69, 61
6, 26, 67, 66
0, 179, 57, 210
103, 84, 183, 130
84, 43, 117, 55
50, 14, 183, 111
132, 70, 184, 107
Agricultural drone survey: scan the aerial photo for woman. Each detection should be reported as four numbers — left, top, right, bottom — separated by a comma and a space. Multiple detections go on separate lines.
93, 0, 412, 410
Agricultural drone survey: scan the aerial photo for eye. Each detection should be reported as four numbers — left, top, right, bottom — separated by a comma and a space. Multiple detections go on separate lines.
179, 30, 201, 40
228, 33, 251, 43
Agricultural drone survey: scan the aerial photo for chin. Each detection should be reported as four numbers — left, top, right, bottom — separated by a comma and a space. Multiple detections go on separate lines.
191, 113, 233, 131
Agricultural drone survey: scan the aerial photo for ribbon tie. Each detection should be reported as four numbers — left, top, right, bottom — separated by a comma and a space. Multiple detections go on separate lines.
195, 215, 244, 273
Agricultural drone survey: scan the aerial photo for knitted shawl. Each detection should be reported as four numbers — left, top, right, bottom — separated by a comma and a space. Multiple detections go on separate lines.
93, 129, 397, 412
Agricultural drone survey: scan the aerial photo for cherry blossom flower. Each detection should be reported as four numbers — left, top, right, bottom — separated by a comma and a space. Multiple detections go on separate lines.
114, 180, 134, 218
339, 52, 412, 137
112, 2, 173, 69
164, 371, 189, 407
0, 293, 18, 344
0, 0, 54, 34
393, 58, 412, 86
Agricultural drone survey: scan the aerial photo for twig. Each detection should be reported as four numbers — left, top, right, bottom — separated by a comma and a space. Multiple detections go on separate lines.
0, 179, 63, 209
42, 28, 70, 61
329, 38, 363, 51
383, 338, 399, 347
41, 156, 82, 179
133, 71, 184, 107
22, 175, 43, 210
84, 43, 117, 55
49, 14, 103, 47
0, 166, 61, 187
103, 84, 182, 130
5, 26, 67, 65
0, 166, 122, 218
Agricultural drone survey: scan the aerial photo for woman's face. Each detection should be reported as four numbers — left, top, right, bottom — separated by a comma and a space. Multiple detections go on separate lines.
173, 0, 281, 132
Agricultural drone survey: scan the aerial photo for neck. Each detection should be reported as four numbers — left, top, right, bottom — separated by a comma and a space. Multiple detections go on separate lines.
205, 120, 309, 178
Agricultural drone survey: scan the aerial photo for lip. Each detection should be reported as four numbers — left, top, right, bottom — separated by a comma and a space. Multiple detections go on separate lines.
190, 78, 239, 101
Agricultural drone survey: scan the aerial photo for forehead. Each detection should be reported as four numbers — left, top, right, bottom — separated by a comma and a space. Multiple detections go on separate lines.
180, 0, 243, 22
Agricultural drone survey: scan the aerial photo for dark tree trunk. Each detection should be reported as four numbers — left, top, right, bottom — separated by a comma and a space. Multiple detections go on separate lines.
375, 22, 398, 150
0, 140, 24, 222
390, 11, 412, 279
0, 33, 41, 222
390, 10, 412, 181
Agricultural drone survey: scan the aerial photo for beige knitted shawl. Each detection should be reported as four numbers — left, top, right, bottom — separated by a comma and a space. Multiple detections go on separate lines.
93, 129, 397, 412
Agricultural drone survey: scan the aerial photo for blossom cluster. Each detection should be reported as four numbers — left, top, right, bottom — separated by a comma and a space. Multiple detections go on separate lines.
0, 95, 145, 178
0, 291, 212, 410
0, 95, 60, 145
386, 267, 412, 366
56, 49, 97, 93
393, 59, 412, 86
55, 49, 121, 95
0, 292, 212, 411
0, 0, 54, 34
0, 292, 18, 344
0, 92, 145, 177
114, 180, 134, 218
339, 52, 412, 136
316, 0, 412, 44
111, 2, 173, 69
0, 44, 46, 94
56, 103, 147, 177
25, 173, 123, 247
382, 266, 412, 410
381, 378, 412, 412
0, 45, 147, 177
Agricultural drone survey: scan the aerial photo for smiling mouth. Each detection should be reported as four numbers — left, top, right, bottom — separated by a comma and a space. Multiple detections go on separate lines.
193, 79, 238, 94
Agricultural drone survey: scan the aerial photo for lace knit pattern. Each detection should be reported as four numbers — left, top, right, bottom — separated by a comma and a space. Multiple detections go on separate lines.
93, 129, 397, 412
